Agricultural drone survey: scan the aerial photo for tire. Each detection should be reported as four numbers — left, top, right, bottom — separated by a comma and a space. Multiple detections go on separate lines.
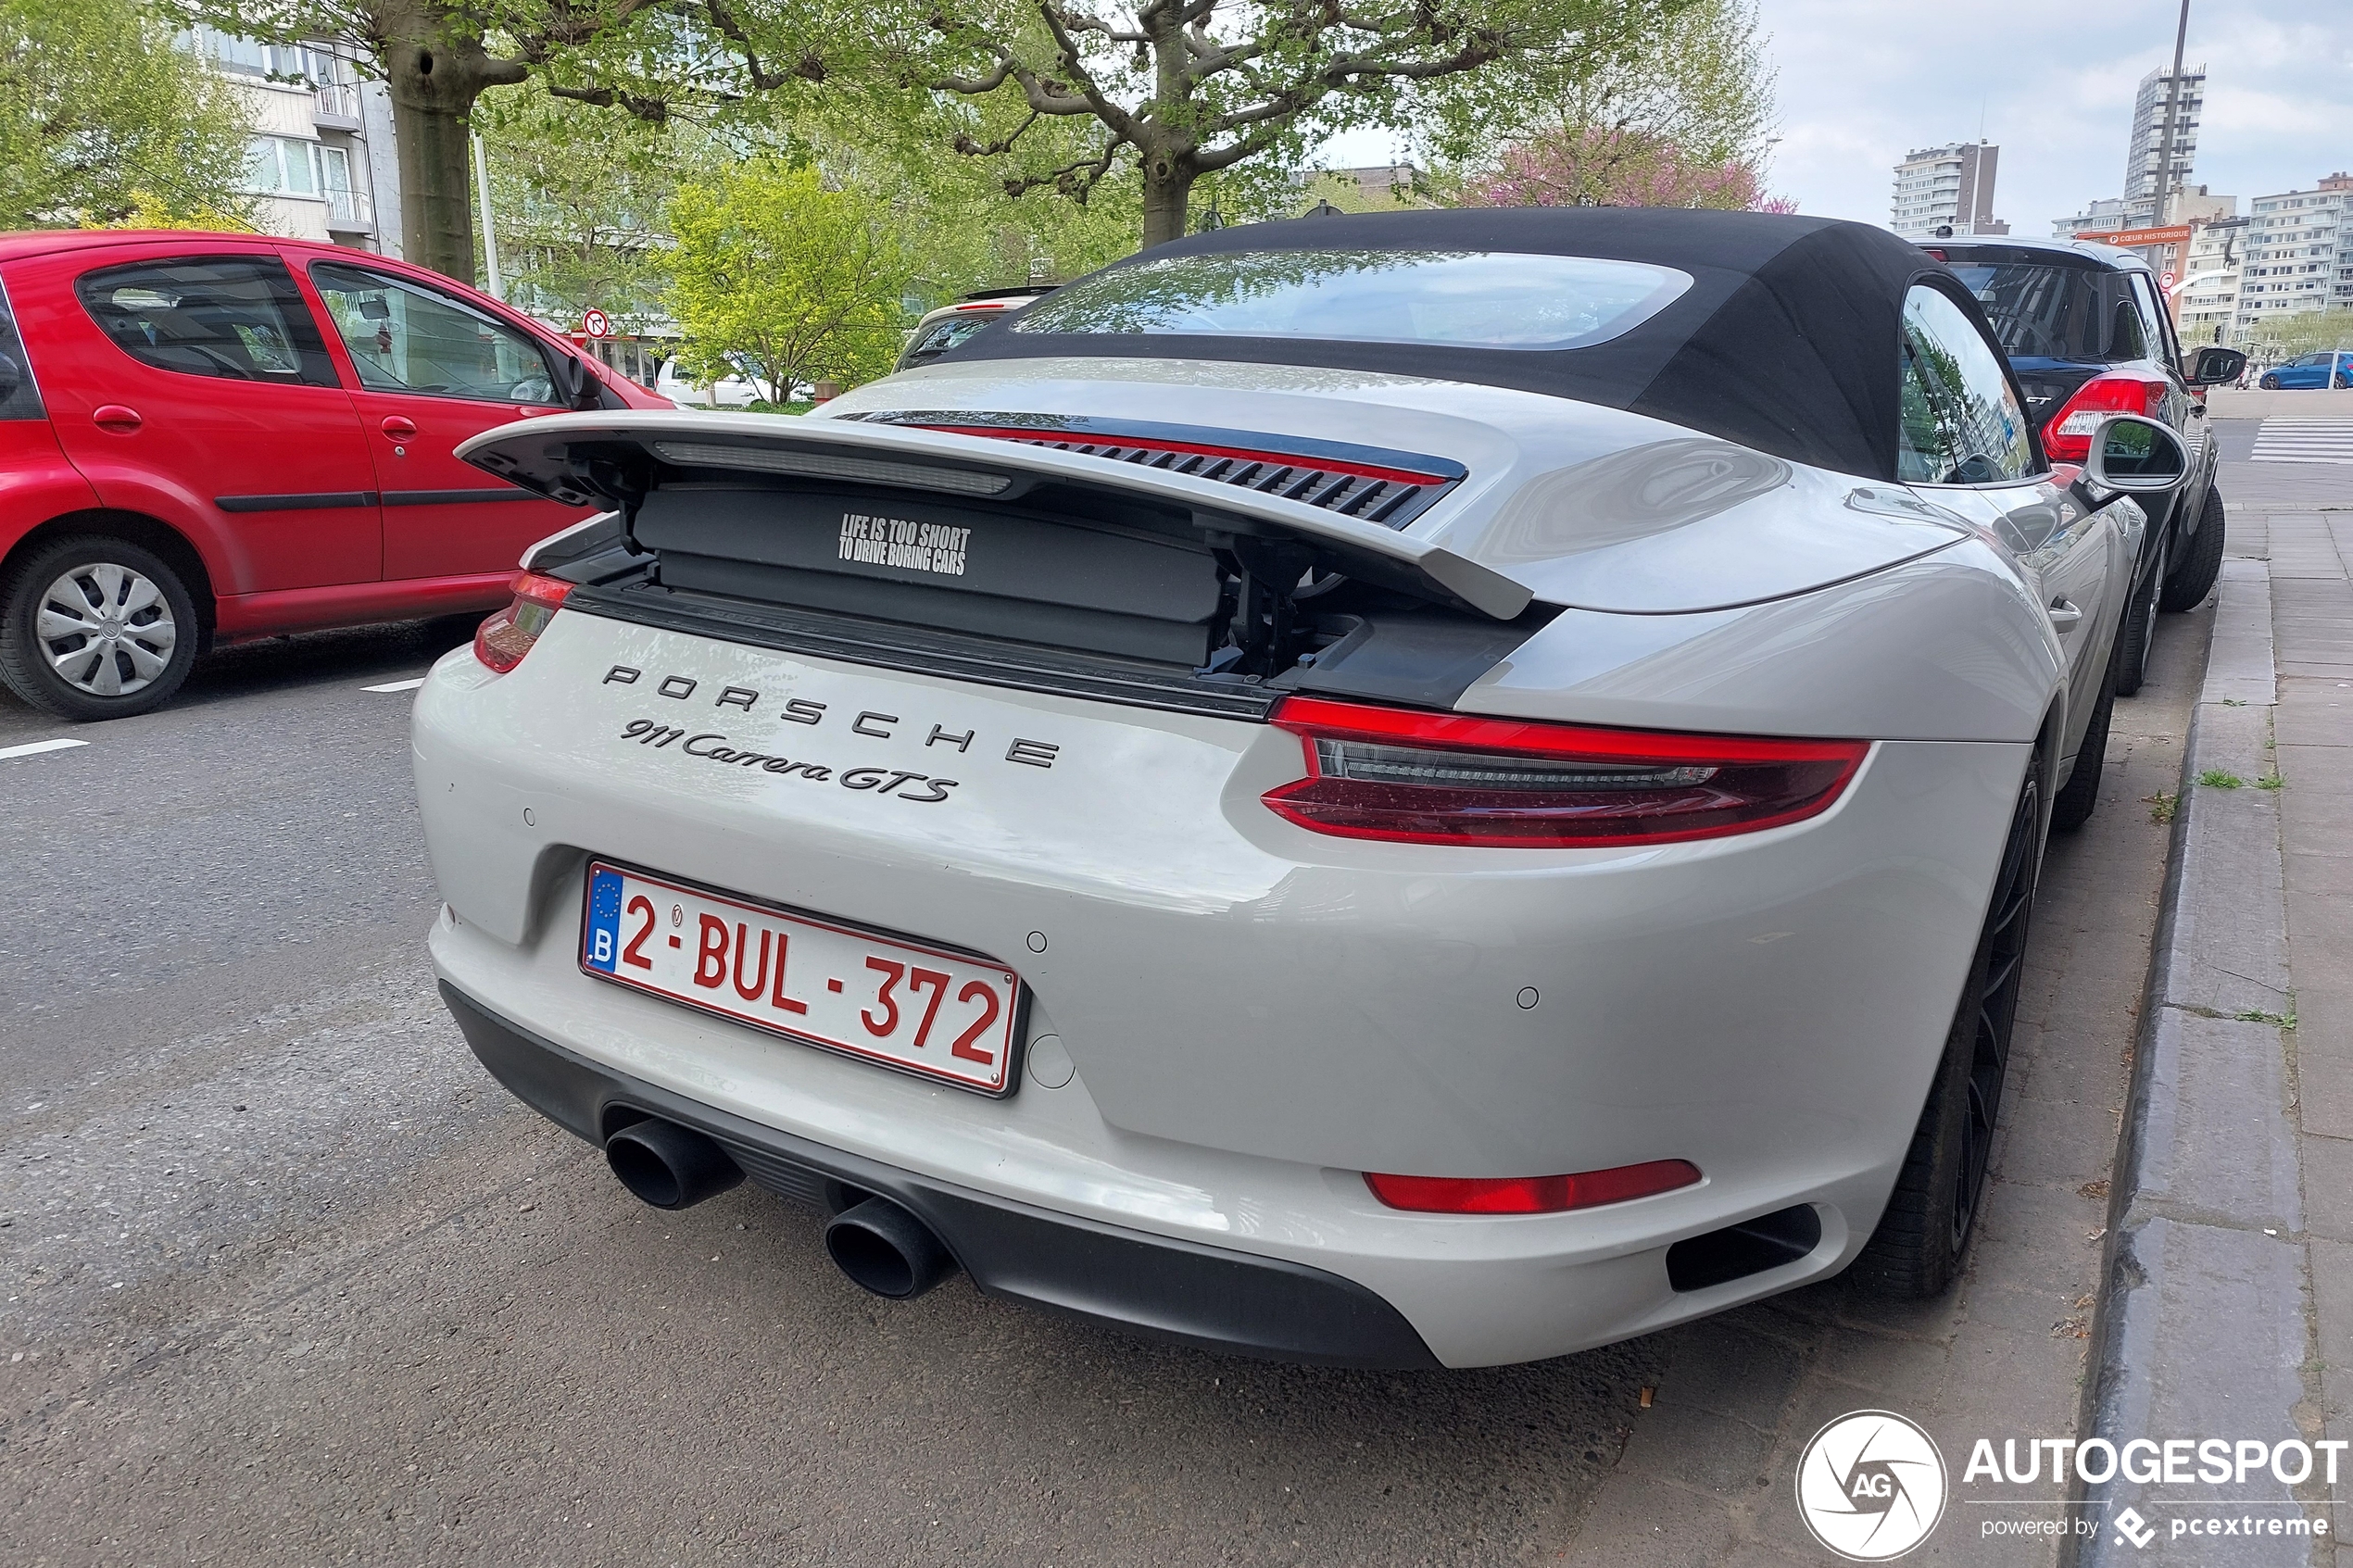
2049, 660, 2115, 834
2260, 373, 2281, 389
2112, 533, 2164, 698
1853, 757, 2044, 1298
0, 536, 200, 721
2159, 483, 2226, 612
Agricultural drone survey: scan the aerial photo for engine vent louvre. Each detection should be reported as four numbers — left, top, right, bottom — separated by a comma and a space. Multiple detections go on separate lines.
1012, 438, 1437, 526
848, 412, 1466, 531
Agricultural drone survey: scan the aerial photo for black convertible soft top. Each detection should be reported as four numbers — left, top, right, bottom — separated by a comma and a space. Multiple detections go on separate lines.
938, 207, 1980, 483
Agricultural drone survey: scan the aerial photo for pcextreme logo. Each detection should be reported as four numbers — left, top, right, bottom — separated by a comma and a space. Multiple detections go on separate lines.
1795, 1411, 1949, 1561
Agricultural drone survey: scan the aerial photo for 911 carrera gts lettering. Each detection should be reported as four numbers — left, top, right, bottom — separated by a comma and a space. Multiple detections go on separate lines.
607, 676, 1057, 768
624, 719, 962, 800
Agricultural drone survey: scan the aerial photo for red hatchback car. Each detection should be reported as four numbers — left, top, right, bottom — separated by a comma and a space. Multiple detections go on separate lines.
0, 230, 671, 720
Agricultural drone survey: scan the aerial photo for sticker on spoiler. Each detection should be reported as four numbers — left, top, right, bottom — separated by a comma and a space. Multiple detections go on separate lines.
839, 511, 970, 577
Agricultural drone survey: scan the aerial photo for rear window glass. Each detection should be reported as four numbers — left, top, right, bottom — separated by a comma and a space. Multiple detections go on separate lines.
75, 257, 338, 387
0, 280, 41, 420
1012, 249, 1692, 352
1944, 258, 2149, 362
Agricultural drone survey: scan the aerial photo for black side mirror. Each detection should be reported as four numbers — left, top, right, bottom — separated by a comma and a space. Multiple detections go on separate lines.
551, 354, 601, 410
359, 296, 391, 320
2187, 345, 2246, 386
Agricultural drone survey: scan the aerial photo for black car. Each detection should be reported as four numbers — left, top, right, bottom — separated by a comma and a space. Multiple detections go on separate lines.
1924, 237, 2245, 695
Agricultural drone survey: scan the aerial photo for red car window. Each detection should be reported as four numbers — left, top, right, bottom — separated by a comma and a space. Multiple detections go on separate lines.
73, 257, 340, 389
308, 261, 564, 408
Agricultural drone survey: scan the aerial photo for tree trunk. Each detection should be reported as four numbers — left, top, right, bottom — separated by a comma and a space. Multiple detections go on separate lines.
1140, 158, 1196, 249
374, 1, 524, 282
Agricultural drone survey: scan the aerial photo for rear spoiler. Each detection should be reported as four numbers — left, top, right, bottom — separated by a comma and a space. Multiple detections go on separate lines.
456, 411, 1533, 621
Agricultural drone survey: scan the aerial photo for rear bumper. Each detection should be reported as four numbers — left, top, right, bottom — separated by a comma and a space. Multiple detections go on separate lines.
439, 979, 1442, 1370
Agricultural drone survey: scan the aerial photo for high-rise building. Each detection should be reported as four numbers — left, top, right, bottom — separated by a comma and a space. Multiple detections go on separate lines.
1890, 143, 2007, 238
2122, 65, 2206, 223
2233, 173, 2353, 341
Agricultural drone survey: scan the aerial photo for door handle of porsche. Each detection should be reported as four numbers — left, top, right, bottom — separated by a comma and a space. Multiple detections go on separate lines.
2047, 599, 2082, 633
380, 415, 417, 439
93, 404, 143, 434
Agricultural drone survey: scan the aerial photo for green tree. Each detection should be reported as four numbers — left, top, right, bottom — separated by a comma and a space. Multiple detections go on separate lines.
667, 162, 912, 399
535, 0, 1696, 248
2256, 309, 2353, 362
174, 0, 665, 282
1, 0, 255, 229
476, 85, 686, 333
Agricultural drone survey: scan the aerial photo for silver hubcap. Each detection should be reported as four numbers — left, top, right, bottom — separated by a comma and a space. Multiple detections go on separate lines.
35, 562, 177, 697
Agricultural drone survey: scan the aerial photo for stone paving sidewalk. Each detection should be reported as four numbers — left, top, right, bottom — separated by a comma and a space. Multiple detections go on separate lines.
2077, 452, 2353, 1566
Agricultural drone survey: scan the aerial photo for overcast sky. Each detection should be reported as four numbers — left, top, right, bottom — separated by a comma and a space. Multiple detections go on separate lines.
1753, 0, 2353, 232
1319, 1, 2350, 233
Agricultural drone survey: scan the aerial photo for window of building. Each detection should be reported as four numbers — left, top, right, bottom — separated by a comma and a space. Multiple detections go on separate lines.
245, 136, 318, 197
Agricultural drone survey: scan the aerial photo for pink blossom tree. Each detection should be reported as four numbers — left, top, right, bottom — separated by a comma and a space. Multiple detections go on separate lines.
1463, 125, 1793, 213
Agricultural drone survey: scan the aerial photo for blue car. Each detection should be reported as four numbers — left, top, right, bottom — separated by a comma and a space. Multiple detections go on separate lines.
2260, 350, 2353, 389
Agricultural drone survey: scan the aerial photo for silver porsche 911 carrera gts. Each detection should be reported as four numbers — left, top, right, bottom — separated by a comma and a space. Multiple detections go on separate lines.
416, 208, 2190, 1369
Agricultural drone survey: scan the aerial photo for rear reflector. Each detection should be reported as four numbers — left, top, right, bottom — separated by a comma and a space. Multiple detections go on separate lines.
1265, 696, 1868, 847
1365, 1160, 1703, 1214
472, 571, 573, 673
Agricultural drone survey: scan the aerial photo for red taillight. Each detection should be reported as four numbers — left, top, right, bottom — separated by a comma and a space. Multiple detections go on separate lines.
1262, 696, 1867, 848
472, 571, 573, 673
1365, 1160, 1702, 1214
2043, 372, 2170, 461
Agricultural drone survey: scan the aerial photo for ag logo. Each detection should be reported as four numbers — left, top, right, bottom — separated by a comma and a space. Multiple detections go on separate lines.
1794, 1410, 1947, 1561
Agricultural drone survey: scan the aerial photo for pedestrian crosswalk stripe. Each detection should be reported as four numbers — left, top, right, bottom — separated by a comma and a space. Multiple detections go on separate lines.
2253, 417, 2353, 464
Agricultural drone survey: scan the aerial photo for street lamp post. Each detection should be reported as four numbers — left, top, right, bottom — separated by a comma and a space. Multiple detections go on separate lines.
2150, 0, 2191, 229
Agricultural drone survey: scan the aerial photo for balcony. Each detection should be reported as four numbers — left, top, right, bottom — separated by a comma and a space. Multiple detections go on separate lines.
313, 81, 361, 129
323, 183, 372, 232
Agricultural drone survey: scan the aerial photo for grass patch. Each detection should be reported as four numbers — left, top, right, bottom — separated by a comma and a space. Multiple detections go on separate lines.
2234, 1009, 2297, 1029
2258, 773, 2284, 790
2197, 769, 2246, 789
2145, 791, 2178, 823
2223, 697, 2248, 707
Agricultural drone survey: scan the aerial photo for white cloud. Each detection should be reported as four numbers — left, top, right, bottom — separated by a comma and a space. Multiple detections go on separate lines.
1756, 0, 2353, 231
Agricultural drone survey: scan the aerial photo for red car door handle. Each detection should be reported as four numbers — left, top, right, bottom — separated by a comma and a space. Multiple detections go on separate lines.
93, 404, 142, 434
380, 415, 417, 439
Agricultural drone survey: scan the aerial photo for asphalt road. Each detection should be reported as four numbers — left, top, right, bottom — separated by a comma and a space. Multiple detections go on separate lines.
0, 569, 2200, 1565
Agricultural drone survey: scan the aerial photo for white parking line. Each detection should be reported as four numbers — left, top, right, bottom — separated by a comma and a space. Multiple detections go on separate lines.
361, 677, 427, 693
0, 737, 90, 761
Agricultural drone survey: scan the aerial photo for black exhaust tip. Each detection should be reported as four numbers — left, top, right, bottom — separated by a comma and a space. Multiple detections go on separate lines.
824, 1197, 957, 1298
605, 1118, 744, 1210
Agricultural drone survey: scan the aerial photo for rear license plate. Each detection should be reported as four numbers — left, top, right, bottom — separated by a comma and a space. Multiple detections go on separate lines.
579, 860, 1023, 1095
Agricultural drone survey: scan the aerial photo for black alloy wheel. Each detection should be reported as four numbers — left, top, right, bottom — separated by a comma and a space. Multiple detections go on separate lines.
2259, 373, 2281, 390
2112, 533, 2165, 698
1854, 758, 2045, 1298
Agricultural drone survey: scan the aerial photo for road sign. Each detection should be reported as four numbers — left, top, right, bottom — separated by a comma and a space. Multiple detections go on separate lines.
2075, 224, 2194, 248
583, 307, 612, 339
2160, 270, 2176, 295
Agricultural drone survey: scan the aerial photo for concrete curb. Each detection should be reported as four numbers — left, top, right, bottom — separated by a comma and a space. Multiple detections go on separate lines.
2070, 558, 2309, 1566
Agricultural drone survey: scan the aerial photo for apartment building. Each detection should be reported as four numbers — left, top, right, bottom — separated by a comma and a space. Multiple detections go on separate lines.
2123, 65, 2205, 222
2234, 173, 2353, 337
1890, 143, 2007, 238
190, 30, 403, 257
